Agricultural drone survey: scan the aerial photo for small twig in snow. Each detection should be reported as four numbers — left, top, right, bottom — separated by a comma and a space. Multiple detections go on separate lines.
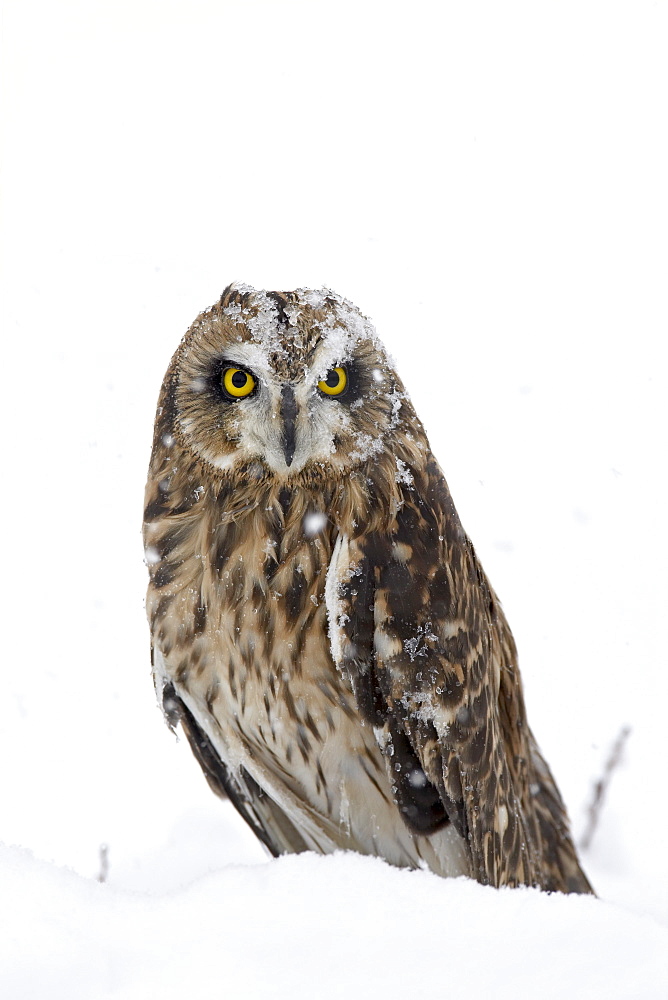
579, 725, 631, 852
97, 843, 110, 883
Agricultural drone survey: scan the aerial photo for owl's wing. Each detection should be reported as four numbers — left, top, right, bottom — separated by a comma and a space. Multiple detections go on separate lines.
161, 683, 311, 858
328, 457, 592, 892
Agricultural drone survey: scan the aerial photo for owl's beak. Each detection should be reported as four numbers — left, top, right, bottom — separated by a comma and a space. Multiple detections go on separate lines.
280, 385, 298, 467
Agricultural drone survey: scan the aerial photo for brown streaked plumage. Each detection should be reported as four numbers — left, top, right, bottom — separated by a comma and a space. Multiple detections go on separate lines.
144, 282, 593, 893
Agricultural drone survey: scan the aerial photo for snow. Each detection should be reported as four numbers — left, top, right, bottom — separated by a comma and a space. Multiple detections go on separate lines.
395, 456, 414, 486
1, 0, 667, 997
2, 846, 666, 1000
303, 511, 329, 536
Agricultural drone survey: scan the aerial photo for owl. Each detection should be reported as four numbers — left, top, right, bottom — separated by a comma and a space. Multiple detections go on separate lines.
144, 283, 593, 893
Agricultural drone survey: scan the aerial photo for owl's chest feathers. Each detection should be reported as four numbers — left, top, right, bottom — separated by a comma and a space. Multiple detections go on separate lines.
167, 498, 386, 830
204, 501, 333, 647
178, 497, 354, 751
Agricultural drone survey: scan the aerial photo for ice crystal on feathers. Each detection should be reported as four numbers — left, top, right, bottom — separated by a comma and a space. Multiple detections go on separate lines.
222, 286, 284, 358
403, 622, 438, 661
400, 689, 440, 726
349, 431, 385, 463
404, 636, 422, 660
395, 458, 413, 486
389, 391, 404, 423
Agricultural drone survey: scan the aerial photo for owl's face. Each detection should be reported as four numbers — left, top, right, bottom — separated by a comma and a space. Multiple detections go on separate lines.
170, 284, 407, 480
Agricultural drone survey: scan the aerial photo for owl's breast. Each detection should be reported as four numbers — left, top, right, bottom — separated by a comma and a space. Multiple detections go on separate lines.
199, 516, 350, 755
182, 517, 383, 837
148, 495, 468, 875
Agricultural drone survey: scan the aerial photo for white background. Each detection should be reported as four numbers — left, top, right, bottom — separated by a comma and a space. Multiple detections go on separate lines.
1, 2, 666, 996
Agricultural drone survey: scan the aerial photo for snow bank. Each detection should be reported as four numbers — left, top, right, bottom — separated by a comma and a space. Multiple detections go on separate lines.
2, 845, 666, 1000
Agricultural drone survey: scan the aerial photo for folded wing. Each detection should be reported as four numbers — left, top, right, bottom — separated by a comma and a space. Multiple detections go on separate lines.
327, 458, 593, 893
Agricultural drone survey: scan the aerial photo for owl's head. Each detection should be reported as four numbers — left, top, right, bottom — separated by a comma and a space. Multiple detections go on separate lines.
162, 283, 415, 482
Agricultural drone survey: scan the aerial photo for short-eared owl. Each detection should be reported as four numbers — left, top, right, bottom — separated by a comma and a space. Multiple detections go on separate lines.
144, 283, 592, 893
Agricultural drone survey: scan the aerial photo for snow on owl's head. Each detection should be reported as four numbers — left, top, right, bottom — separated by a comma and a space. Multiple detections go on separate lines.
168, 283, 410, 480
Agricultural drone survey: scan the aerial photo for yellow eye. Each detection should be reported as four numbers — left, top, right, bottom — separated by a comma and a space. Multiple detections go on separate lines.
317, 366, 347, 396
223, 367, 256, 398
